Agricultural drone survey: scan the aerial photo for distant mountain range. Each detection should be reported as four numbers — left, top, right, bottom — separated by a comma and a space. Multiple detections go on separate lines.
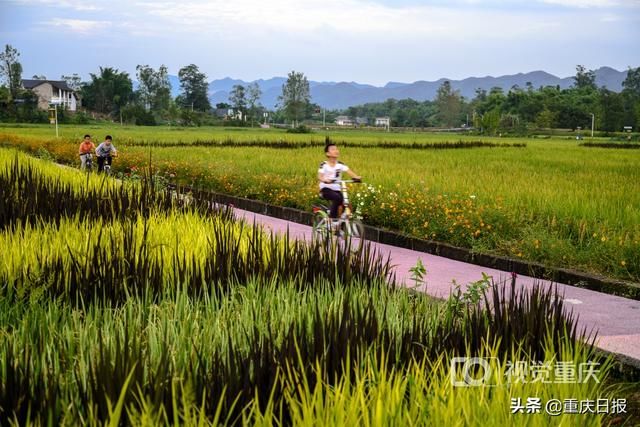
164, 66, 631, 110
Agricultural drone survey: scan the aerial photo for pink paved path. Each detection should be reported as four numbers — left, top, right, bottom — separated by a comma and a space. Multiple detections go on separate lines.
235, 209, 640, 365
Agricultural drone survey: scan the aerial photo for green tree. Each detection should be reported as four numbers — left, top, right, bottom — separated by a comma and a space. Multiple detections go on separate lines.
229, 84, 247, 118
435, 80, 462, 127
622, 67, 640, 98
503, 86, 542, 123
598, 88, 625, 132
120, 103, 156, 125
535, 108, 557, 129
0, 44, 23, 99
81, 67, 133, 117
621, 67, 640, 129
573, 65, 596, 91
481, 109, 500, 135
483, 87, 506, 113
247, 82, 262, 125
61, 73, 82, 91
392, 108, 407, 127
554, 87, 597, 130
499, 112, 520, 132
13, 90, 43, 123
136, 64, 172, 112
177, 64, 210, 112
407, 109, 421, 128
346, 105, 359, 124
474, 88, 487, 103
155, 67, 172, 114
136, 64, 156, 110
278, 70, 311, 127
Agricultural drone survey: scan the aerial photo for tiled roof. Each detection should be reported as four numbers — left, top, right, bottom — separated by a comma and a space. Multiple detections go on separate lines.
22, 79, 75, 91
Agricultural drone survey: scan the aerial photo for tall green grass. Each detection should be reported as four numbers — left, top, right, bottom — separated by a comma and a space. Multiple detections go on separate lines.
0, 214, 391, 305
1, 279, 615, 425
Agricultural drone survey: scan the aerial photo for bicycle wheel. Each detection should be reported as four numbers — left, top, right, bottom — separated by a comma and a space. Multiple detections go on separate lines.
312, 211, 331, 245
343, 218, 365, 251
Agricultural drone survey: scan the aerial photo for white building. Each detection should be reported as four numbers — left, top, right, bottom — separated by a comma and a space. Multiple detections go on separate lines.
21, 79, 80, 111
375, 116, 390, 127
335, 115, 354, 126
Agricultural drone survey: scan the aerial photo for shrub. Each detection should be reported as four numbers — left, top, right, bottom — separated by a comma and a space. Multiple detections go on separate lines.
287, 124, 312, 134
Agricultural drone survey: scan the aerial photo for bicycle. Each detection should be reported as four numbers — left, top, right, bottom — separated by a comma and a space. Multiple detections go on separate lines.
97, 155, 115, 175
312, 179, 365, 251
80, 153, 93, 172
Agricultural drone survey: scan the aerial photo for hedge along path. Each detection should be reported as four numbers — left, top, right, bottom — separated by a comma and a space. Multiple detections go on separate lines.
117, 137, 527, 149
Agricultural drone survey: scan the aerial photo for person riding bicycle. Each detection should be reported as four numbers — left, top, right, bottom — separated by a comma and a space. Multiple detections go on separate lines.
78, 134, 95, 170
318, 141, 361, 228
95, 135, 118, 173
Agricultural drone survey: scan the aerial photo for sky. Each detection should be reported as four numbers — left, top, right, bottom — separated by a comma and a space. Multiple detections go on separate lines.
1, 0, 639, 86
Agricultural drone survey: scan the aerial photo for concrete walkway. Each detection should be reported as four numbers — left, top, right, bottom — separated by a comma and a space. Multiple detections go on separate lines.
235, 208, 640, 365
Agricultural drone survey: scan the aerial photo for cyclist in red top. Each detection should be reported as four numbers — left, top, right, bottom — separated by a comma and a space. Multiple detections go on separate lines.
78, 134, 95, 170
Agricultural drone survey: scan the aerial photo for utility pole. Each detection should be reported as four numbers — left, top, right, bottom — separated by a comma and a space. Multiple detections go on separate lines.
49, 101, 59, 137
323, 108, 326, 127
591, 113, 595, 138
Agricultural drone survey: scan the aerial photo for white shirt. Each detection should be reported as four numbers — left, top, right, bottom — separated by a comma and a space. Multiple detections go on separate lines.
95, 142, 117, 157
318, 161, 349, 191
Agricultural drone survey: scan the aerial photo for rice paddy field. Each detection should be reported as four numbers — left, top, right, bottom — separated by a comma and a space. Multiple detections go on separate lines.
2, 146, 639, 425
1, 123, 638, 284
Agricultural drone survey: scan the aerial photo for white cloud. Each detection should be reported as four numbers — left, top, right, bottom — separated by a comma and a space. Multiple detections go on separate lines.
8, 0, 637, 84
601, 13, 622, 21
540, 0, 639, 7
9, 0, 102, 11
44, 18, 110, 34
131, 0, 569, 41
17, 0, 637, 42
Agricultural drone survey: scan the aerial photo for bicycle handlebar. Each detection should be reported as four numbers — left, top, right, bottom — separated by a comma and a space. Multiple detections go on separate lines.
329, 179, 362, 184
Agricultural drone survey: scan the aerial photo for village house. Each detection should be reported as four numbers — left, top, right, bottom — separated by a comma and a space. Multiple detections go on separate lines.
375, 116, 390, 127
21, 79, 80, 111
335, 116, 368, 126
334, 115, 354, 126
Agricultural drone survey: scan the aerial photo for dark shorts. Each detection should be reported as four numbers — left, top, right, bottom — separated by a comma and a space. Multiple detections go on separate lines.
320, 188, 343, 218
97, 156, 112, 172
